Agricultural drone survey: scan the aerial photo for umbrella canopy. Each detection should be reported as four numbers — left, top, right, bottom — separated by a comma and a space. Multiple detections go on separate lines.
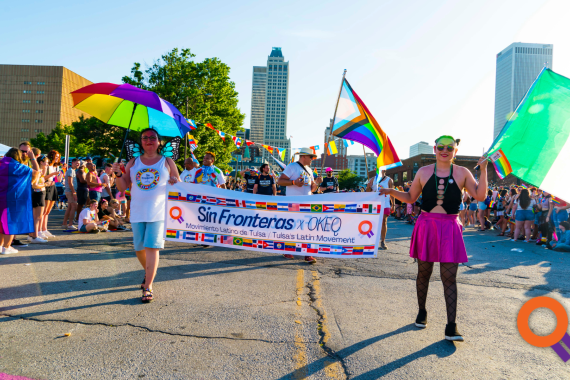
71, 83, 194, 137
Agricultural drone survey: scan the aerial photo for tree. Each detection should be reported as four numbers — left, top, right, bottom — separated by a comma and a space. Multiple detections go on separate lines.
122, 48, 246, 171
338, 169, 363, 190
30, 122, 92, 157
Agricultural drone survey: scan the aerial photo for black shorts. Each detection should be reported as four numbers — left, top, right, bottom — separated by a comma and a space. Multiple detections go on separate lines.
32, 191, 46, 208
77, 189, 89, 205
45, 185, 58, 202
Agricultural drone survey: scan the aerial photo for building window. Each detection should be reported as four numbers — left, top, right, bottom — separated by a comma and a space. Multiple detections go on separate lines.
21, 137, 29, 141
23, 90, 32, 94
35, 120, 43, 123
37, 82, 46, 85
36, 100, 44, 104
403, 171, 408, 182
34, 129, 42, 132
22, 119, 30, 123
394, 173, 399, 182
23, 100, 31, 103
37, 91, 45, 94
35, 110, 43, 113
23, 81, 32, 85
23, 110, 30, 113
21, 128, 30, 132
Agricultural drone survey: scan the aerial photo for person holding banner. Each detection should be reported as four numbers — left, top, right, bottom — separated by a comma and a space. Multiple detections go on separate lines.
180, 158, 199, 183
278, 148, 323, 263
366, 169, 393, 250
379, 136, 488, 342
112, 128, 180, 303
253, 163, 276, 196
319, 167, 339, 194
240, 168, 258, 194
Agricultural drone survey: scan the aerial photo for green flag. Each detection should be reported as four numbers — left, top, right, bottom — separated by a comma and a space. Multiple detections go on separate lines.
488, 68, 570, 200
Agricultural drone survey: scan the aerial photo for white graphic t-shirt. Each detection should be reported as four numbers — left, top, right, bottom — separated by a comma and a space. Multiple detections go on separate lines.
283, 162, 314, 196
180, 168, 197, 183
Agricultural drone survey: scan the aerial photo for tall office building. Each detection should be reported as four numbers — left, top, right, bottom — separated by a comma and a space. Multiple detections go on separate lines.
324, 119, 347, 157
0, 65, 92, 147
493, 42, 553, 139
409, 141, 433, 157
249, 47, 291, 168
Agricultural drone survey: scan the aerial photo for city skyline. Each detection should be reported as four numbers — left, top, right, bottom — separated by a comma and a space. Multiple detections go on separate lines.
1, 0, 569, 160
493, 42, 553, 140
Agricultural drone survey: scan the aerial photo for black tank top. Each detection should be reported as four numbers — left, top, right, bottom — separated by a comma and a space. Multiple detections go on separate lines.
420, 165, 462, 214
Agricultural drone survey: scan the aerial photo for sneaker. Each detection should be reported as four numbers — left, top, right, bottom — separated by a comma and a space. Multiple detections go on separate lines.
1, 247, 12, 255
29, 237, 48, 244
38, 231, 49, 239
4, 246, 18, 254
415, 309, 427, 328
282, 254, 295, 259
380, 241, 387, 250
43, 231, 55, 238
445, 323, 464, 342
12, 239, 28, 247
305, 256, 317, 264
67, 225, 78, 230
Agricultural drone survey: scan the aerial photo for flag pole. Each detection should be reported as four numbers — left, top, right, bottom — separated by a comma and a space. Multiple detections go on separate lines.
363, 144, 369, 179
321, 69, 347, 173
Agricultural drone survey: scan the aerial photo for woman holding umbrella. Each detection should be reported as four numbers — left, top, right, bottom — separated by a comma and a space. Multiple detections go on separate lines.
113, 128, 180, 303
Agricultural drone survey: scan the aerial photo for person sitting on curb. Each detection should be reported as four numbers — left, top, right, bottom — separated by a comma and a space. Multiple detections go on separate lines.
78, 200, 106, 233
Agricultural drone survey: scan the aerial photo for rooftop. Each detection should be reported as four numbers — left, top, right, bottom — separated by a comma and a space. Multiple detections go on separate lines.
270, 47, 283, 58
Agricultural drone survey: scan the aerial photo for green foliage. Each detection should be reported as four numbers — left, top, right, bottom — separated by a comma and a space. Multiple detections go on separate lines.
122, 48, 246, 171
30, 116, 125, 159
338, 169, 363, 190
30, 122, 92, 157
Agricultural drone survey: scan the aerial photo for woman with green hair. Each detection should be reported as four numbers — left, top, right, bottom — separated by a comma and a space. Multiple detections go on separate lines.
379, 135, 488, 341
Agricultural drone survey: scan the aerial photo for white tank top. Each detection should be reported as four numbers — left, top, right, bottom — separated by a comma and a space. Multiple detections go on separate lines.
129, 156, 169, 223
372, 175, 391, 208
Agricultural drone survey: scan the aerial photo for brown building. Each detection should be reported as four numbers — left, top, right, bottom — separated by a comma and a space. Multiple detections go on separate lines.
385, 154, 512, 188
0, 65, 92, 147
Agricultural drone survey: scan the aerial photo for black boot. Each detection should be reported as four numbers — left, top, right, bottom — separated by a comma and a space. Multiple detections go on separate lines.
415, 309, 427, 328
445, 322, 464, 341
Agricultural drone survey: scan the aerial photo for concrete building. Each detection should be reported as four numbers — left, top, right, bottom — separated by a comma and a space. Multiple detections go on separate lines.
410, 141, 433, 157
347, 153, 377, 180
493, 42, 553, 139
249, 48, 291, 170
0, 65, 92, 147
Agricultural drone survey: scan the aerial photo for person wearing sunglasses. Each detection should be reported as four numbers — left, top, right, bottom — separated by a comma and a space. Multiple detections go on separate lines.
379, 135, 488, 342
112, 128, 181, 304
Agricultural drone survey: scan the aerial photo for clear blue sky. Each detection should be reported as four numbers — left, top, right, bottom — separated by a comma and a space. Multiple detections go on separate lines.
2, 0, 568, 159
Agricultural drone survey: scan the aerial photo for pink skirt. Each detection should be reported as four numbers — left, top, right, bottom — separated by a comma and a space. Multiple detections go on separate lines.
410, 213, 468, 263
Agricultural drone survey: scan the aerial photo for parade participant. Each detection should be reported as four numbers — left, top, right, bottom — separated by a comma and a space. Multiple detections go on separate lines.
86, 162, 103, 203
547, 221, 570, 252
0, 148, 39, 254
192, 152, 226, 188
319, 167, 339, 193
75, 160, 89, 221
278, 148, 323, 263
366, 169, 393, 250
100, 163, 115, 203
253, 163, 276, 196
113, 128, 180, 303
477, 190, 491, 231
29, 153, 48, 243
12, 142, 34, 248
62, 158, 80, 229
240, 167, 258, 194
379, 136, 488, 341
511, 189, 537, 243
180, 157, 199, 183
40, 150, 62, 239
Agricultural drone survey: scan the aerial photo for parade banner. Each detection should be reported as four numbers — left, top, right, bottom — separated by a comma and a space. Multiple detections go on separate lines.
164, 183, 383, 258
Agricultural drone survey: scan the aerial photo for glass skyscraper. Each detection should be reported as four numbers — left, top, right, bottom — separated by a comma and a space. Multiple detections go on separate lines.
249, 47, 291, 167
493, 42, 553, 140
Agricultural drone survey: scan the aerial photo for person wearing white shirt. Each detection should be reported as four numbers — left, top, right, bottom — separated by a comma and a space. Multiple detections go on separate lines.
278, 148, 323, 263
180, 158, 199, 183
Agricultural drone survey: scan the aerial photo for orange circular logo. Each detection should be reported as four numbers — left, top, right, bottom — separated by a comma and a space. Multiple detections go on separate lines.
169, 206, 182, 220
517, 296, 568, 348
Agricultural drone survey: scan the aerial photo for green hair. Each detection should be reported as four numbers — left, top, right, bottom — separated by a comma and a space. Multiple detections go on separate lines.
435, 135, 461, 145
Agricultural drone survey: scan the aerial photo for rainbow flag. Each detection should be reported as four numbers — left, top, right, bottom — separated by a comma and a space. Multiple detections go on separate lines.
312, 168, 319, 178
332, 79, 402, 169
488, 200, 495, 209
0, 157, 34, 235
489, 149, 513, 179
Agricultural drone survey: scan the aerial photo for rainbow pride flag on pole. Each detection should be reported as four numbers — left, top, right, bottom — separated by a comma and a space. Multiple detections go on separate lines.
332, 79, 402, 169
0, 157, 34, 235
488, 68, 570, 200
489, 149, 513, 179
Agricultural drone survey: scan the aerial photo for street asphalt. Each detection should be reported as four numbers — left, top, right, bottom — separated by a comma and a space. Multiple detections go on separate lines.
1, 209, 569, 379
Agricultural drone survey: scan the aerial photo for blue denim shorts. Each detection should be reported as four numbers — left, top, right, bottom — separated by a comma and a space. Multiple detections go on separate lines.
516, 210, 534, 222
478, 202, 487, 210
469, 203, 478, 211
132, 221, 165, 251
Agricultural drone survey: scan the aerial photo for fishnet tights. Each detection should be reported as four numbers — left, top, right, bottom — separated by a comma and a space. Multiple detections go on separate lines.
416, 260, 459, 324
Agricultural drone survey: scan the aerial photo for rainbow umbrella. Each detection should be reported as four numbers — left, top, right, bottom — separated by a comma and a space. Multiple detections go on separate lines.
71, 83, 195, 158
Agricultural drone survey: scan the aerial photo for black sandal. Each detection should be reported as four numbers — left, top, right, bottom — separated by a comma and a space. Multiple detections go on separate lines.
142, 288, 154, 303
